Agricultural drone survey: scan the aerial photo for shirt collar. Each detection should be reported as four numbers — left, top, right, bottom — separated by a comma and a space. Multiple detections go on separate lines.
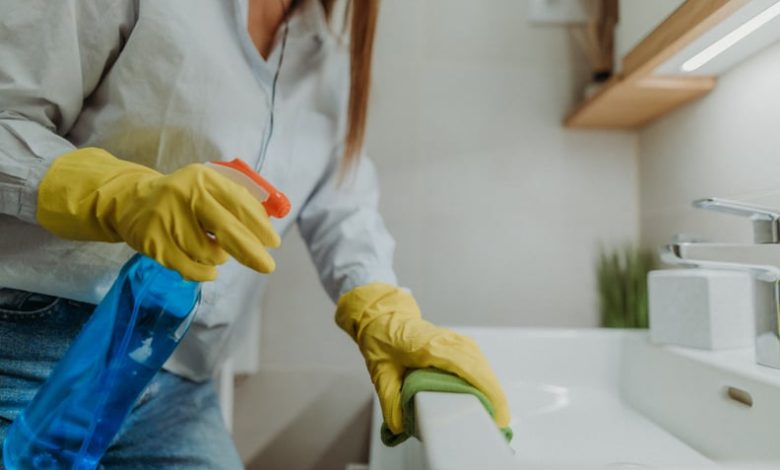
287, 0, 332, 43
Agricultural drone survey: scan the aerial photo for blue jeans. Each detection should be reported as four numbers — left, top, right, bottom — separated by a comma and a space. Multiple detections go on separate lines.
0, 289, 242, 469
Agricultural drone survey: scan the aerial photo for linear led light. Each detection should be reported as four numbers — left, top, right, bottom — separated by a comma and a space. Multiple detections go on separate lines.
682, 0, 780, 72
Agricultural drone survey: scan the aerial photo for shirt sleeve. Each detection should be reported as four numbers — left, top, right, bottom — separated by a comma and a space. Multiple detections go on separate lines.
0, 0, 137, 223
297, 149, 398, 302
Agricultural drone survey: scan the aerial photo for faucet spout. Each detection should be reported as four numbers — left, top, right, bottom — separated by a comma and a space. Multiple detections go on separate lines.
663, 243, 780, 281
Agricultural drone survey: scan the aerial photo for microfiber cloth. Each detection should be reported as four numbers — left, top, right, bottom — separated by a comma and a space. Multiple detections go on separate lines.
380, 368, 514, 447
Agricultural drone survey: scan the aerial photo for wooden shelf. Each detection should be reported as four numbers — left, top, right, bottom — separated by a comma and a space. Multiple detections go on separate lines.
565, 74, 716, 128
565, 0, 749, 129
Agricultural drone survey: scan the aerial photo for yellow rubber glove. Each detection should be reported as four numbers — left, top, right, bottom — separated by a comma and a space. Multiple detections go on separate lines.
37, 147, 280, 281
335, 283, 511, 434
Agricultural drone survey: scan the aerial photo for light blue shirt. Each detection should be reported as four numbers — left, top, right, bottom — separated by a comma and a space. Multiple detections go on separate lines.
0, 0, 397, 380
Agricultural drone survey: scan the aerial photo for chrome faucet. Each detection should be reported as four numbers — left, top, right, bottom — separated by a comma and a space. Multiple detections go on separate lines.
662, 198, 780, 368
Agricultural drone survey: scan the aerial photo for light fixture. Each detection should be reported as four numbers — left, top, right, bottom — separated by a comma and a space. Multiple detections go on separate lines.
681, 0, 780, 72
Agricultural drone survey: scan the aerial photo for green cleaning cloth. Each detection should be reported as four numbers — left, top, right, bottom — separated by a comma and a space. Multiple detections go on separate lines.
380, 368, 514, 447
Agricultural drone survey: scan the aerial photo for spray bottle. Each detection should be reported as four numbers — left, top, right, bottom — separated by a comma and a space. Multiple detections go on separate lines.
3, 159, 289, 470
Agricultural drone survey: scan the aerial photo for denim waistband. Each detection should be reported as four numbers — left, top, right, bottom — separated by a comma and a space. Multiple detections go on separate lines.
0, 288, 95, 312
0, 288, 61, 311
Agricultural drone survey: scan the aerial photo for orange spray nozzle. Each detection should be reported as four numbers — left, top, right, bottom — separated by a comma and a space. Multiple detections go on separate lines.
207, 159, 291, 219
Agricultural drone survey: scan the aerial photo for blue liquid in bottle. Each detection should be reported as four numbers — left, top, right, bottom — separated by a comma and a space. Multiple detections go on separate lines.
3, 254, 200, 470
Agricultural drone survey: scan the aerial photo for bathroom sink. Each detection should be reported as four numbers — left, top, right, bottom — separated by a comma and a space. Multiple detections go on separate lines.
367, 328, 780, 470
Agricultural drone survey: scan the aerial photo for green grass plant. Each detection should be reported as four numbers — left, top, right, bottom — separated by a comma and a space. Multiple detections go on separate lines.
597, 245, 654, 328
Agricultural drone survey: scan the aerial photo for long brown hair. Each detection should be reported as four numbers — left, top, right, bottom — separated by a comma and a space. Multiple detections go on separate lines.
320, 0, 380, 169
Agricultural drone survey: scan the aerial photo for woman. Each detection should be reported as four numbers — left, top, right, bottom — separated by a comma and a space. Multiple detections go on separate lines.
0, 0, 510, 467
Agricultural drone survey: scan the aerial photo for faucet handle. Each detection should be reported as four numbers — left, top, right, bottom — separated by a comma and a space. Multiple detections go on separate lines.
694, 198, 780, 243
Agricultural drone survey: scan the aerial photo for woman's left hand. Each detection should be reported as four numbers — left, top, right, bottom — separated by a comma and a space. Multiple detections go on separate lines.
335, 283, 510, 434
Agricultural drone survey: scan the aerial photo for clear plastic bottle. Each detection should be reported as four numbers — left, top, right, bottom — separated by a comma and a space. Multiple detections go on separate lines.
2, 254, 200, 470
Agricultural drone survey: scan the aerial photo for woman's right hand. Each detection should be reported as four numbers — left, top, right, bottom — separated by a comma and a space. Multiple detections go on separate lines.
36, 147, 280, 281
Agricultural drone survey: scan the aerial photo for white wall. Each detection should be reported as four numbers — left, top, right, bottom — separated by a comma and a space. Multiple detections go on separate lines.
615, 0, 685, 65
235, 1, 639, 468
639, 41, 780, 251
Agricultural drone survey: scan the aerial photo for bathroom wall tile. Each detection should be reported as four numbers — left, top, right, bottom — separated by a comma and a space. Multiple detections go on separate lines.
615, 0, 685, 61
372, 0, 425, 63
421, 0, 567, 65
260, 230, 365, 370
